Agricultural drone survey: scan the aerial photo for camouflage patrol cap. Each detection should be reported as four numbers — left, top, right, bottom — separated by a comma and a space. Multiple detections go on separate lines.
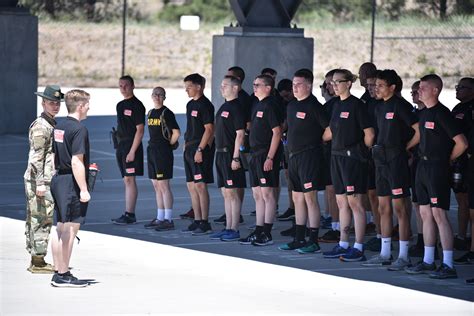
35, 85, 64, 102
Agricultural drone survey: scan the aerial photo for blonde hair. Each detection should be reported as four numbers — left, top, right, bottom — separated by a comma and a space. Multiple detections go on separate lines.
65, 89, 90, 113
334, 69, 358, 83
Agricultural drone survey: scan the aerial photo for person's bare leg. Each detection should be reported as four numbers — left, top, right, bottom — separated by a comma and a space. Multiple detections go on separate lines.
124, 176, 137, 213
348, 194, 366, 245
262, 187, 277, 223
187, 182, 201, 220
252, 187, 265, 226
195, 182, 209, 220
336, 194, 351, 242
306, 190, 321, 229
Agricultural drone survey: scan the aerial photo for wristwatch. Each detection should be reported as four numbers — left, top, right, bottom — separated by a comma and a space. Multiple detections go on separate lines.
197, 146, 203, 152
232, 157, 240, 162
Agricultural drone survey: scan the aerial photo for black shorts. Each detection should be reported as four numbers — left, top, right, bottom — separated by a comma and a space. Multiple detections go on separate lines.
282, 142, 289, 170
116, 141, 144, 177
367, 157, 376, 191
288, 148, 325, 193
248, 148, 281, 188
51, 174, 88, 224
331, 155, 368, 195
468, 156, 474, 209
450, 154, 469, 194
375, 152, 411, 199
216, 152, 246, 189
322, 143, 332, 186
147, 144, 173, 180
410, 157, 419, 203
415, 160, 451, 210
184, 143, 215, 183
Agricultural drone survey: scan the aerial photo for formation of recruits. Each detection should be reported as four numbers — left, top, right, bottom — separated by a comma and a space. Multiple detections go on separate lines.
24, 63, 474, 287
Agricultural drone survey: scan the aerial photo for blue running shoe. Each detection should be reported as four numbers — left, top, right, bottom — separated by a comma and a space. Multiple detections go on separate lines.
340, 247, 366, 262
210, 229, 230, 240
323, 245, 349, 258
221, 230, 240, 242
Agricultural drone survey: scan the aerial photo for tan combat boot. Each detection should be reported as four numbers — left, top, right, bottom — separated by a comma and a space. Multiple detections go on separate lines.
27, 255, 55, 274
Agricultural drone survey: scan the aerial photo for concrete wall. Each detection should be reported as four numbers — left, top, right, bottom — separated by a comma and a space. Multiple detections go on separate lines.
0, 10, 37, 135
211, 34, 313, 108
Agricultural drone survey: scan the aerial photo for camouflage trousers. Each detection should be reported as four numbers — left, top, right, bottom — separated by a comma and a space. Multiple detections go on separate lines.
24, 180, 54, 256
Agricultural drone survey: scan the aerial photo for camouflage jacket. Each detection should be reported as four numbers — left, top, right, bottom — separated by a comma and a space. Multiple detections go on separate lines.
24, 113, 56, 185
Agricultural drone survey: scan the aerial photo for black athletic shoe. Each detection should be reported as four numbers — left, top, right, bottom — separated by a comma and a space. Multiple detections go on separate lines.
112, 213, 136, 225
277, 208, 295, 221
429, 263, 458, 279
252, 232, 273, 246
280, 225, 296, 237
181, 221, 199, 233
213, 214, 226, 223
454, 236, 468, 251
454, 251, 474, 265
318, 229, 340, 243
51, 272, 88, 288
192, 222, 213, 235
239, 232, 257, 245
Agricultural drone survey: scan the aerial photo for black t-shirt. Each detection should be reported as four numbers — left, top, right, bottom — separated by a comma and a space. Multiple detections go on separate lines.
330, 95, 372, 150
287, 94, 329, 152
366, 97, 380, 137
238, 89, 252, 124
451, 99, 474, 137
250, 96, 280, 150
147, 106, 180, 146
53, 116, 90, 174
215, 99, 246, 148
116, 96, 146, 140
375, 95, 418, 148
361, 89, 371, 104
418, 102, 462, 160
250, 92, 285, 125
184, 95, 215, 143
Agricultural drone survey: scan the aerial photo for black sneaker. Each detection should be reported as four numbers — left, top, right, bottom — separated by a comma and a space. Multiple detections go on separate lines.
466, 278, 474, 285
454, 236, 468, 251
218, 215, 245, 225
364, 236, 381, 252
112, 213, 136, 225
277, 208, 295, 221
144, 218, 162, 229
179, 208, 194, 219
429, 263, 458, 279
408, 243, 424, 257
51, 272, 88, 288
280, 225, 296, 237
239, 232, 257, 245
252, 232, 273, 246
318, 229, 340, 243
192, 222, 213, 235
405, 260, 437, 274
454, 251, 474, 265
181, 221, 199, 233
321, 216, 332, 229
213, 214, 226, 223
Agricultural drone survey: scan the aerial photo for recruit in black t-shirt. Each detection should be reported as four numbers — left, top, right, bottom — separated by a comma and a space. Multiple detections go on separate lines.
452, 99, 474, 137
286, 94, 329, 153
53, 117, 90, 174
184, 95, 215, 143
238, 89, 252, 124
375, 95, 418, 148
215, 98, 246, 149
418, 102, 462, 160
249, 96, 280, 150
329, 95, 372, 150
116, 95, 146, 140
147, 106, 180, 146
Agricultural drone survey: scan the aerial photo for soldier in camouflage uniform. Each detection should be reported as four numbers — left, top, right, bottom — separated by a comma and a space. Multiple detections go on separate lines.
24, 85, 63, 273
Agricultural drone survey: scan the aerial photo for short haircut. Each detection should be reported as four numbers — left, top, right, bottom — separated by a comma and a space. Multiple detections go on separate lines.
420, 74, 443, 91
334, 69, 357, 83
152, 86, 166, 97
411, 80, 420, 89
294, 68, 314, 84
459, 77, 474, 87
359, 62, 377, 75
325, 69, 338, 78
395, 74, 403, 93
223, 75, 241, 86
376, 69, 399, 87
119, 75, 134, 86
184, 73, 206, 87
261, 68, 277, 77
255, 74, 275, 89
65, 89, 90, 114
228, 66, 245, 82
277, 79, 292, 92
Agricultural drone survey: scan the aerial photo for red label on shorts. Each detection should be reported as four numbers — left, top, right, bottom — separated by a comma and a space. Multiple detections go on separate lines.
191, 110, 198, 117
124, 109, 132, 116
455, 113, 464, 119
54, 129, 64, 143
392, 188, 403, 195
385, 112, 394, 120
425, 121, 435, 129
194, 174, 202, 180
256, 111, 264, 118
430, 197, 438, 204
340, 112, 349, 119
221, 111, 229, 118
304, 182, 312, 189
296, 112, 306, 119
346, 185, 354, 192
126, 168, 135, 174
226, 179, 233, 186
260, 178, 266, 184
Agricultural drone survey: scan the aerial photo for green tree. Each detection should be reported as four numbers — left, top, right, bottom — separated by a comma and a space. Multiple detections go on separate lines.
158, 0, 231, 23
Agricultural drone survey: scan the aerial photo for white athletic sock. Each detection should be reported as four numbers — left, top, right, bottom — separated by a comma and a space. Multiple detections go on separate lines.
443, 250, 454, 268
164, 208, 173, 221
157, 208, 165, 221
354, 242, 364, 252
339, 241, 350, 249
376, 234, 382, 239
381, 237, 392, 258
331, 222, 338, 230
335, 222, 340, 231
423, 246, 435, 264
398, 240, 409, 260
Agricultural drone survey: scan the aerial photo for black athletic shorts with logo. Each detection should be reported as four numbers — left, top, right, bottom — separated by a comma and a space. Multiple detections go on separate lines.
51, 173, 88, 224
331, 155, 368, 195
249, 148, 281, 188
450, 154, 469, 194
415, 160, 451, 210
216, 151, 246, 189
184, 143, 215, 183
288, 147, 325, 193
147, 144, 173, 180
116, 140, 144, 177
375, 152, 411, 198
